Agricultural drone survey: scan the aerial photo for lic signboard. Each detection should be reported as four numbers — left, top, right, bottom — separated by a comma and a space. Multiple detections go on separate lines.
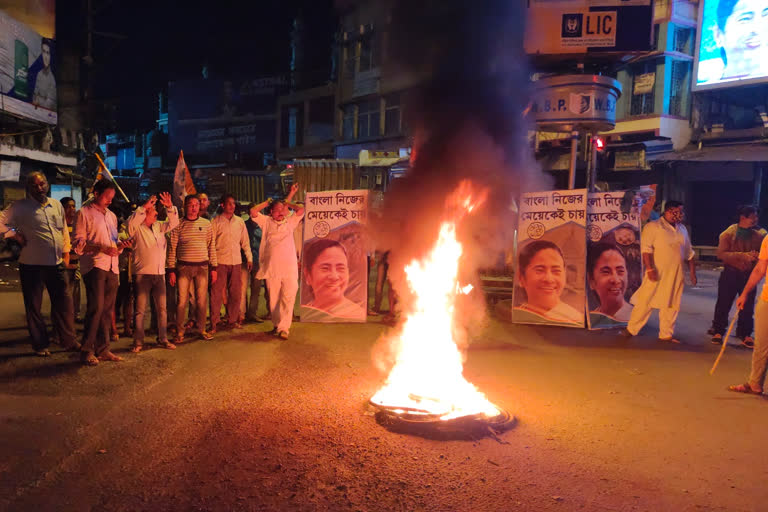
525, 0, 653, 55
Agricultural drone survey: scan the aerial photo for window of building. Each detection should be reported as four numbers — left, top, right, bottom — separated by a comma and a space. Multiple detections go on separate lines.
342, 104, 356, 140
651, 23, 660, 51
630, 62, 657, 116
288, 106, 299, 148
669, 60, 690, 117
358, 32, 379, 73
357, 99, 380, 139
384, 93, 401, 135
117, 147, 135, 171
673, 27, 692, 54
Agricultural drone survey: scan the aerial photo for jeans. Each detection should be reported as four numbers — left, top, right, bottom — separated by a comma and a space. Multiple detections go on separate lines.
133, 274, 167, 346
115, 270, 134, 333
210, 263, 241, 326
165, 271, 176, 326
81, 268, 119, 357
19, 263, 76, 351
66, 265, 81, 319
712, 266, 756, 338
176, 265, 209, 333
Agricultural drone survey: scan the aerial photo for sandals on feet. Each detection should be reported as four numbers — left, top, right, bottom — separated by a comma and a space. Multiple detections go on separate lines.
157, 340, 176, 350
659, 337, 681, 344
728, 383, 762, 395
741, 337, 755, 349
34, 349, 51, 357
130, 345, 142, 353
98, 351, 123, 362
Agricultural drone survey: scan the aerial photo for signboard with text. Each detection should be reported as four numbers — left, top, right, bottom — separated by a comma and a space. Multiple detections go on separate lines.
168, 77, 287, 161
512, 189, 588, 328
525, 0, 653, 55
300, 190, 369, 323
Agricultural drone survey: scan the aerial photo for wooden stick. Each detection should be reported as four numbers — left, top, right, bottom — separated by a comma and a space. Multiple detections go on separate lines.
710, 314, 738, 375
94, 153, 131, 203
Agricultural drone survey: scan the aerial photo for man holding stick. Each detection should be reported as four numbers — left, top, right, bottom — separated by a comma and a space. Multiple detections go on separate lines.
729, 234, 768, 395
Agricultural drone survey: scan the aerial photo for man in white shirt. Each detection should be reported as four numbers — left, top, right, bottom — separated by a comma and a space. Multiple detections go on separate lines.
74, 180, 134, 366
127, 192, 179, 352
623, 201, 697, 343
0, 171, 78, 356
250, 183, 303, 339
210, 193, 252, 332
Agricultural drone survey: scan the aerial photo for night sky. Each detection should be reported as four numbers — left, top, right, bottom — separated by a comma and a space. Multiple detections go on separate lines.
58, 0, 335, 128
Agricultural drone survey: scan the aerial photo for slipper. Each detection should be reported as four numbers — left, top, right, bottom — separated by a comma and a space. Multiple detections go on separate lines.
741, 337, 755, 349
98, 351, 123, 362
130, 346, 142, 353
658, 337, 681, 344
157, 340, 176, 350
728, 383, 762, 395
34, 349, 51, 357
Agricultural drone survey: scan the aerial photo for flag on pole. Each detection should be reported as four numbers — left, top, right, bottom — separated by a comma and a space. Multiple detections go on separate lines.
92, 153, 130, 203
173, 150, 196, 206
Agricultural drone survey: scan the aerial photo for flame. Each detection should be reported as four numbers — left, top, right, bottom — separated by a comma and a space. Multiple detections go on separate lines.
371, 182, 498, 420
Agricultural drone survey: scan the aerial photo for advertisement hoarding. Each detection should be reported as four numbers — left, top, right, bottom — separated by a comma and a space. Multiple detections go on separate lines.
0, 10, 57, 124
692, 0, 768, 90
168, 77, 286, 161
525, 0, 653, 55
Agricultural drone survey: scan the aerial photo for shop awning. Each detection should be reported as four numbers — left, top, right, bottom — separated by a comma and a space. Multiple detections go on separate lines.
0, 143, 77, 166
647, 142, 768, 162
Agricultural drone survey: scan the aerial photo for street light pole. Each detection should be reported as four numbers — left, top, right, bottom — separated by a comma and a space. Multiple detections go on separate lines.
568, 130, 578, 190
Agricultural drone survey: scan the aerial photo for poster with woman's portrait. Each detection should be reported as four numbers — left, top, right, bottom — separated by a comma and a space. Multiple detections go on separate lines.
585, 191, 642, 330
300, 190, 369, 323
512, 189, 587, 328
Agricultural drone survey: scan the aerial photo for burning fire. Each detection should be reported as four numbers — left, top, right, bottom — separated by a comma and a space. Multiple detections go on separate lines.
370, 182, 500, 421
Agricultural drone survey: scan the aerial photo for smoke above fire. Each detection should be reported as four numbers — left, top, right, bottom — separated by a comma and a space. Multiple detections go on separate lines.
371, 0, 549, 338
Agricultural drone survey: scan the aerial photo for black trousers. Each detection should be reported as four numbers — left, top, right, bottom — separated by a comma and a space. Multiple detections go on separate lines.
712, 266, 756, 338
81, 268, 119, 357
19, 263, 76, 351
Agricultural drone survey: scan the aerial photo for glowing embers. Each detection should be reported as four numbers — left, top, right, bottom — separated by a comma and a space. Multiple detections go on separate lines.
370, 182, 513, 435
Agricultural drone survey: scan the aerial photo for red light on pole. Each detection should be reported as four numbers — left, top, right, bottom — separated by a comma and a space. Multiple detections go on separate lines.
594, 137, 605, 151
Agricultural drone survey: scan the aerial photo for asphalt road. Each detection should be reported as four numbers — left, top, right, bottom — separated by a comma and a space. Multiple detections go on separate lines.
1, 268, 767, 511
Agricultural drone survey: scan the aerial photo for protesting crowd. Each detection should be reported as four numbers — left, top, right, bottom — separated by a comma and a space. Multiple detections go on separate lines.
3, 170, 768, 397
0, 171, 306, 366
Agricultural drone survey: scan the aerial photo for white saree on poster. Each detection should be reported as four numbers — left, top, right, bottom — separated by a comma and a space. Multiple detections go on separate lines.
300, 190, 369, 323
585, 192, 642, 329
513, 189, 587, 328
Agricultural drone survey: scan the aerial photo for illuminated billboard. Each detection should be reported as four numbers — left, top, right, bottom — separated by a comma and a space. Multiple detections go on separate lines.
693, 0, 768, 90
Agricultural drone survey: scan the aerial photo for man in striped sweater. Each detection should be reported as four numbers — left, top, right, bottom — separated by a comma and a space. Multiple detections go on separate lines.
167, 194, 218, 342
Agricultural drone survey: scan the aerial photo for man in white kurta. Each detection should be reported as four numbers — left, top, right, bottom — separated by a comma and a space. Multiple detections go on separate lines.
250, 184, 304, 339
625, 201, 697, 342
